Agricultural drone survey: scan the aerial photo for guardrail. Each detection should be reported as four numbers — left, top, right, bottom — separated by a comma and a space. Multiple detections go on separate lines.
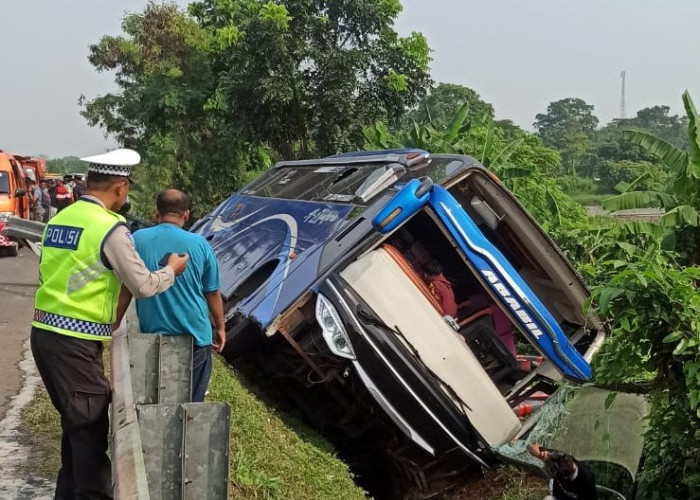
112, 313, 151, 500
3, 216, 44, 241
112, 301, 231, 500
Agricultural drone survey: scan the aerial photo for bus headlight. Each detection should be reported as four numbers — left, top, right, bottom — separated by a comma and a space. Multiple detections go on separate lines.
316, 293, 355, 360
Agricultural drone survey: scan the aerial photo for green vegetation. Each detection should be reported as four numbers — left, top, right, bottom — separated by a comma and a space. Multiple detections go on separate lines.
603, 91, 700, 261
46, 156, 86, 175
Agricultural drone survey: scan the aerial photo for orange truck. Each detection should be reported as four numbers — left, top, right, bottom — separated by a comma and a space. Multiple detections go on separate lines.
0, 150, 30, 221
17, 156, 46, 184
0, 150, 32, 256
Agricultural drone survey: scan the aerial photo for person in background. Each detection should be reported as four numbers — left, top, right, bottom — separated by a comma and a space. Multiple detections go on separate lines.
39, 180, 51, 222
54, 179, 73, 212
31, 179, 45, 222
421, 260, 458, 318
72, 175, 87, 201
47, 178, 57, 204
25, 177, 36, 216
114, 189, 226, 402
528, 443, 598, 500
31, 149, 189, 500
63, 174, 74, 199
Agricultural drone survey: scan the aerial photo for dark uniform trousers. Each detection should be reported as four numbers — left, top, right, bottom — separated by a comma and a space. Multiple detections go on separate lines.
30, 326, 113, 500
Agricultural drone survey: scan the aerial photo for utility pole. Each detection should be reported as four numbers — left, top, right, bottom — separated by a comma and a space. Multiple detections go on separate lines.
620, 71, 627, 119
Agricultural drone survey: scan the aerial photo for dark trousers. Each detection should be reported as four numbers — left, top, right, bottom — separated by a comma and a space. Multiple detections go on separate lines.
30, 326, 113, 500
191, 344, 213, 402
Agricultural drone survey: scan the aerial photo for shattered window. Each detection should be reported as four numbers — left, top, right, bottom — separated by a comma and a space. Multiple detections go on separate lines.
496, 386, 649, 496
242, 164, 392, 204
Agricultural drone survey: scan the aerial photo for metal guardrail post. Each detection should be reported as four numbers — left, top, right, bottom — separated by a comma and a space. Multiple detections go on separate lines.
113, 305, 230, 500
112, 309, 151, 500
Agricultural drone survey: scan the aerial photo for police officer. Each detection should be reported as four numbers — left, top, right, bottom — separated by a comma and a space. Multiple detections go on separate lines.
30, 148, 189, 500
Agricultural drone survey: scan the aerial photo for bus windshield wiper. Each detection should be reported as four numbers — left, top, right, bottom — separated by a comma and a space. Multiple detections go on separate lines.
356, 304, 473, 418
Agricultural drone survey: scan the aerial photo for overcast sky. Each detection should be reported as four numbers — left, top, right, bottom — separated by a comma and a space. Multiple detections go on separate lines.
1, 0, 698, 158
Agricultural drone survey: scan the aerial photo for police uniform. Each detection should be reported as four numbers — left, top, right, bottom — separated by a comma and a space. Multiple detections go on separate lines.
30, 149, 176, 500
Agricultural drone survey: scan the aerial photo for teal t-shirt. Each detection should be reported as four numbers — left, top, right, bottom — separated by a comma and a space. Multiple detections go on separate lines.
133, 223, 221, 346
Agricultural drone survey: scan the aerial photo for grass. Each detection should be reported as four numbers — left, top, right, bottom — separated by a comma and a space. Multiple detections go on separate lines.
19, 384, 62, 480
571, 193, 611, 206
207, 356, 366, 500
20, 352, 366, 500
452, 466, 547, 500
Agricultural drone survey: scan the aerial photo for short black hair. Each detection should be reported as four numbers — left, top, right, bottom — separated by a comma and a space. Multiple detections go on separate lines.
87, 171, 128, 192
544, 452, 576, 481
424, 260, 444, 277
156, 189, 189, 216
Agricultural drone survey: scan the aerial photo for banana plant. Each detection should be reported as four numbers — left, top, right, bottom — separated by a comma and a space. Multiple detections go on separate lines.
602, 91, 700, 259
604, 91, 700, 225
363, 101, 529, 179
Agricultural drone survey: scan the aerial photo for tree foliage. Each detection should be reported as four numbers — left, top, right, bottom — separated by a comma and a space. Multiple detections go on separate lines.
46, 156, 86, 175
618, 105, 688, 149
364, 101, 586, 230
82, 0, 431, 215
589, 250, 700, 498
402, 83, 494, 128
534, 97, 599, 175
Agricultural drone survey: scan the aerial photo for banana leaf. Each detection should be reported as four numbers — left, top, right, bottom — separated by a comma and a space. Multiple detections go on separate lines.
612, 221, 670, 240
622, 129, 688, 172
480, 120, 494, 166
614, 171, 654, 194
660, 205, 700, 227
602, 191, 677, 211
546, 188, 562, 227
490, 136, 525, 168
444, 102, 469, 142
682, 91, 700, 174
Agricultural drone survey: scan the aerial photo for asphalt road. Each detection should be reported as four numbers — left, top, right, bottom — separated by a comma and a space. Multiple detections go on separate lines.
0, 247, 38, 420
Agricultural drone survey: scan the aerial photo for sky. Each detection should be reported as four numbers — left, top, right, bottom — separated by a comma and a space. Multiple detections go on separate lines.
0, 0, 698, 158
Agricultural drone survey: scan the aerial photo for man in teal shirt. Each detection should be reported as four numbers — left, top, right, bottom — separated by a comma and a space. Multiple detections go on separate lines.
118, 189, 225, 401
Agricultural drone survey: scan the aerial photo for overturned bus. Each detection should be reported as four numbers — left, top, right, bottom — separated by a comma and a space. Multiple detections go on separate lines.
192, 151, 637, 496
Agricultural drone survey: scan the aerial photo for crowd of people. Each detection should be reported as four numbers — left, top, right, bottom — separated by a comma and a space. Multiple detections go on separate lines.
25, 173, 87, 223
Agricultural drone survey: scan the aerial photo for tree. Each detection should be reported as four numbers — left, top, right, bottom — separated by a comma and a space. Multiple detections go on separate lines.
534, 98, 599, 174
189, 0, 431, 157
617, 105, 688, 149
403, 83, 494, 128
82, 0, 432, 215
597, 159, 667, 193
47, 156, 86, 175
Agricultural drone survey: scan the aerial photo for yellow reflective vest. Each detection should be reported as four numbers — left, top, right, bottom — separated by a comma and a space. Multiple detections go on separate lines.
32, 199, 125, 341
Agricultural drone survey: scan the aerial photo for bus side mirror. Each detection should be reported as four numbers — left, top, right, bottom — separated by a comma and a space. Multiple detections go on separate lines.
14, 189, 26, 198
